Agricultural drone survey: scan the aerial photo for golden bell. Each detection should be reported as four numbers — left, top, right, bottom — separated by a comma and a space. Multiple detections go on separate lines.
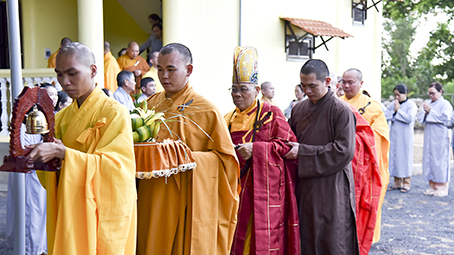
26, 105, 49, 134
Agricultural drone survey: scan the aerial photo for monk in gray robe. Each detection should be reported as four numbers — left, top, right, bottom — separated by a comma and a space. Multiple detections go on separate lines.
285, 59, 359, 255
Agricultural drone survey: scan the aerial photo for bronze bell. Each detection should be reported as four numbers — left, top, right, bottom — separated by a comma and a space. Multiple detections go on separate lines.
26, 105, 49, 134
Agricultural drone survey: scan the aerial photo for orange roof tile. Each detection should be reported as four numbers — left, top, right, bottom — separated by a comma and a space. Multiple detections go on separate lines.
281, 17, 353, 38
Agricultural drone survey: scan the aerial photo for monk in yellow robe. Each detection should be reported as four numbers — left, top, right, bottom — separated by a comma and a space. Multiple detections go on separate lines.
340, 68, 390, 243
137, 43, 239, 255
142, 51, 164, 92
103, 41, 121, 92
30, 42, 136, 255
260, 81, 277, 105
117, 41, 150, 94
47, 37, 72, 68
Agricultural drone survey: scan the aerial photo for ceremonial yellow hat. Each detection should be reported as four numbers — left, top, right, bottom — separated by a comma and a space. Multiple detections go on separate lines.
233, 46, 258, 84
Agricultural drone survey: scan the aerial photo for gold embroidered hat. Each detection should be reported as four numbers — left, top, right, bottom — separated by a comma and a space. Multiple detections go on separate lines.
233, 46, 258, 84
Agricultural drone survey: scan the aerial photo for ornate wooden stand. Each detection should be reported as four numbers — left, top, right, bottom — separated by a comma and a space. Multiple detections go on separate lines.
0, 86, 61, 173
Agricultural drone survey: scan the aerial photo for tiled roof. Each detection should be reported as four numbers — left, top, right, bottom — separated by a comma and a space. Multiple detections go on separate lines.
281, 17, 353, 38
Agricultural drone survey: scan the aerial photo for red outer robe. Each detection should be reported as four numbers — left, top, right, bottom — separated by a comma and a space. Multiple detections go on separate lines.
349, 105, 382, 255
225, 101, 301, 255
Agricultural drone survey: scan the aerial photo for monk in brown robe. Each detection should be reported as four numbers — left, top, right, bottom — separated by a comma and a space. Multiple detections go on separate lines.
117, 41, 150, 94
285, 59, 359, 255
137, 43, 239, 255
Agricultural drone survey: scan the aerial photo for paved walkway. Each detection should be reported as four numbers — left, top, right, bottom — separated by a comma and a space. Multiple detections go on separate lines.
1, 166, 452, 254
370, 168, 454, 255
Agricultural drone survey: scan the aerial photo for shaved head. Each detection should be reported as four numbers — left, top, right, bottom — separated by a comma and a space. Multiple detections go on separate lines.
127, 42, 139, 59
148, 51, 159, 67
261, 81, 272, 90
128, 41, 139, 49
57, 42, 96, 68
60, 37, 72, 47
160, 43, 192, 64
300, 59, 329, 82
104, 41, 111, 55
344, 68, 363, 82
104, 41, 110, 50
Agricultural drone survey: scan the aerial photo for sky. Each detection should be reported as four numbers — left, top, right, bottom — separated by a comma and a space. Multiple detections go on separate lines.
409, 12, 450, 58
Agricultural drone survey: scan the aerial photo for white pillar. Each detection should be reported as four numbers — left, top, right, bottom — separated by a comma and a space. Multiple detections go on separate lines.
78, 0, 104, 87
6, 0, 25, 253
162, 0, 183, 45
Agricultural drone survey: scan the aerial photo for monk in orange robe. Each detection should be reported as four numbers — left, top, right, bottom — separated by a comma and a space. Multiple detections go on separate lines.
137, 43, 239, 255
143, 51, 164, 93
103, 41, 121, 92
33, 42, 136, 255
47, 37, 72, 68
340, 68, 390, 243
117, 41, 150, 94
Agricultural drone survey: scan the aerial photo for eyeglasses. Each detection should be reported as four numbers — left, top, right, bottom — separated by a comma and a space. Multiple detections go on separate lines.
228, 87, 256, 94
427, 92, 438, 96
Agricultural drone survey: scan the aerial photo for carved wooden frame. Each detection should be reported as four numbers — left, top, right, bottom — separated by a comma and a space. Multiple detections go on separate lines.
0, 86, 61, 173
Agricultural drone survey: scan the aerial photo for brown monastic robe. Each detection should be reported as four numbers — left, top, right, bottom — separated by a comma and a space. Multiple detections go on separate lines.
288, 90, 359, 255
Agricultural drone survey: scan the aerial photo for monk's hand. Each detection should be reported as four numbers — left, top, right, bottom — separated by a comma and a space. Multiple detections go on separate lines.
284, 142, 299, 159
423, 102, 431, 113
394, 99, 400, 112
26, 142, 66, 163
134, 70, 142, 76
236, 143, 253, 160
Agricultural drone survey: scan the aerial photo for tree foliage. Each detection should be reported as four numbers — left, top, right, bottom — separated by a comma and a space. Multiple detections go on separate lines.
381, 16, 417, 98
384, 1, 454, 20
382, 0, 454, 100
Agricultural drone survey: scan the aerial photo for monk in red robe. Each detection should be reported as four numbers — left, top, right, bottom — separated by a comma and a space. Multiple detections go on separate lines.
350, 105, 382, 255
331, 79, 382, 255
225, 46, 300, 255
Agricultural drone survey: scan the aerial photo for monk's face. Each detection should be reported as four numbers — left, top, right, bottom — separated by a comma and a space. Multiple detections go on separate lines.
157, 51, 193, 98
262, 83, 275, 99
55, 54, 96, 106
299, 72, 329, 104
230, 82, 260, 111
127, 44, 139, 59
341, 70, 363, 100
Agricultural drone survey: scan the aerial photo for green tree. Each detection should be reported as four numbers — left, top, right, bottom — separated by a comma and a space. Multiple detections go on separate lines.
381, 16, 417, 98
382, 1, 454, 97
384, 1, 454, 20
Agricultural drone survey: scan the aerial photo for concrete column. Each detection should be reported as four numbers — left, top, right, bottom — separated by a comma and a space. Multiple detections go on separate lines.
78, 0, 104, 87
6, 0, 25, 253
162, 0, 183, 45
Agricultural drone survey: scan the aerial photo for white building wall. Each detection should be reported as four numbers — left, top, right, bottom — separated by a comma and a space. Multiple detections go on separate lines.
163, 0, 382, 114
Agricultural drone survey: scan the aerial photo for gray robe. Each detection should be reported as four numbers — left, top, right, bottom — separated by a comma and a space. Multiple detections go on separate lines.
417, 98, 452, 183
385, 99, 417, 178
289, 90, 359, 255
